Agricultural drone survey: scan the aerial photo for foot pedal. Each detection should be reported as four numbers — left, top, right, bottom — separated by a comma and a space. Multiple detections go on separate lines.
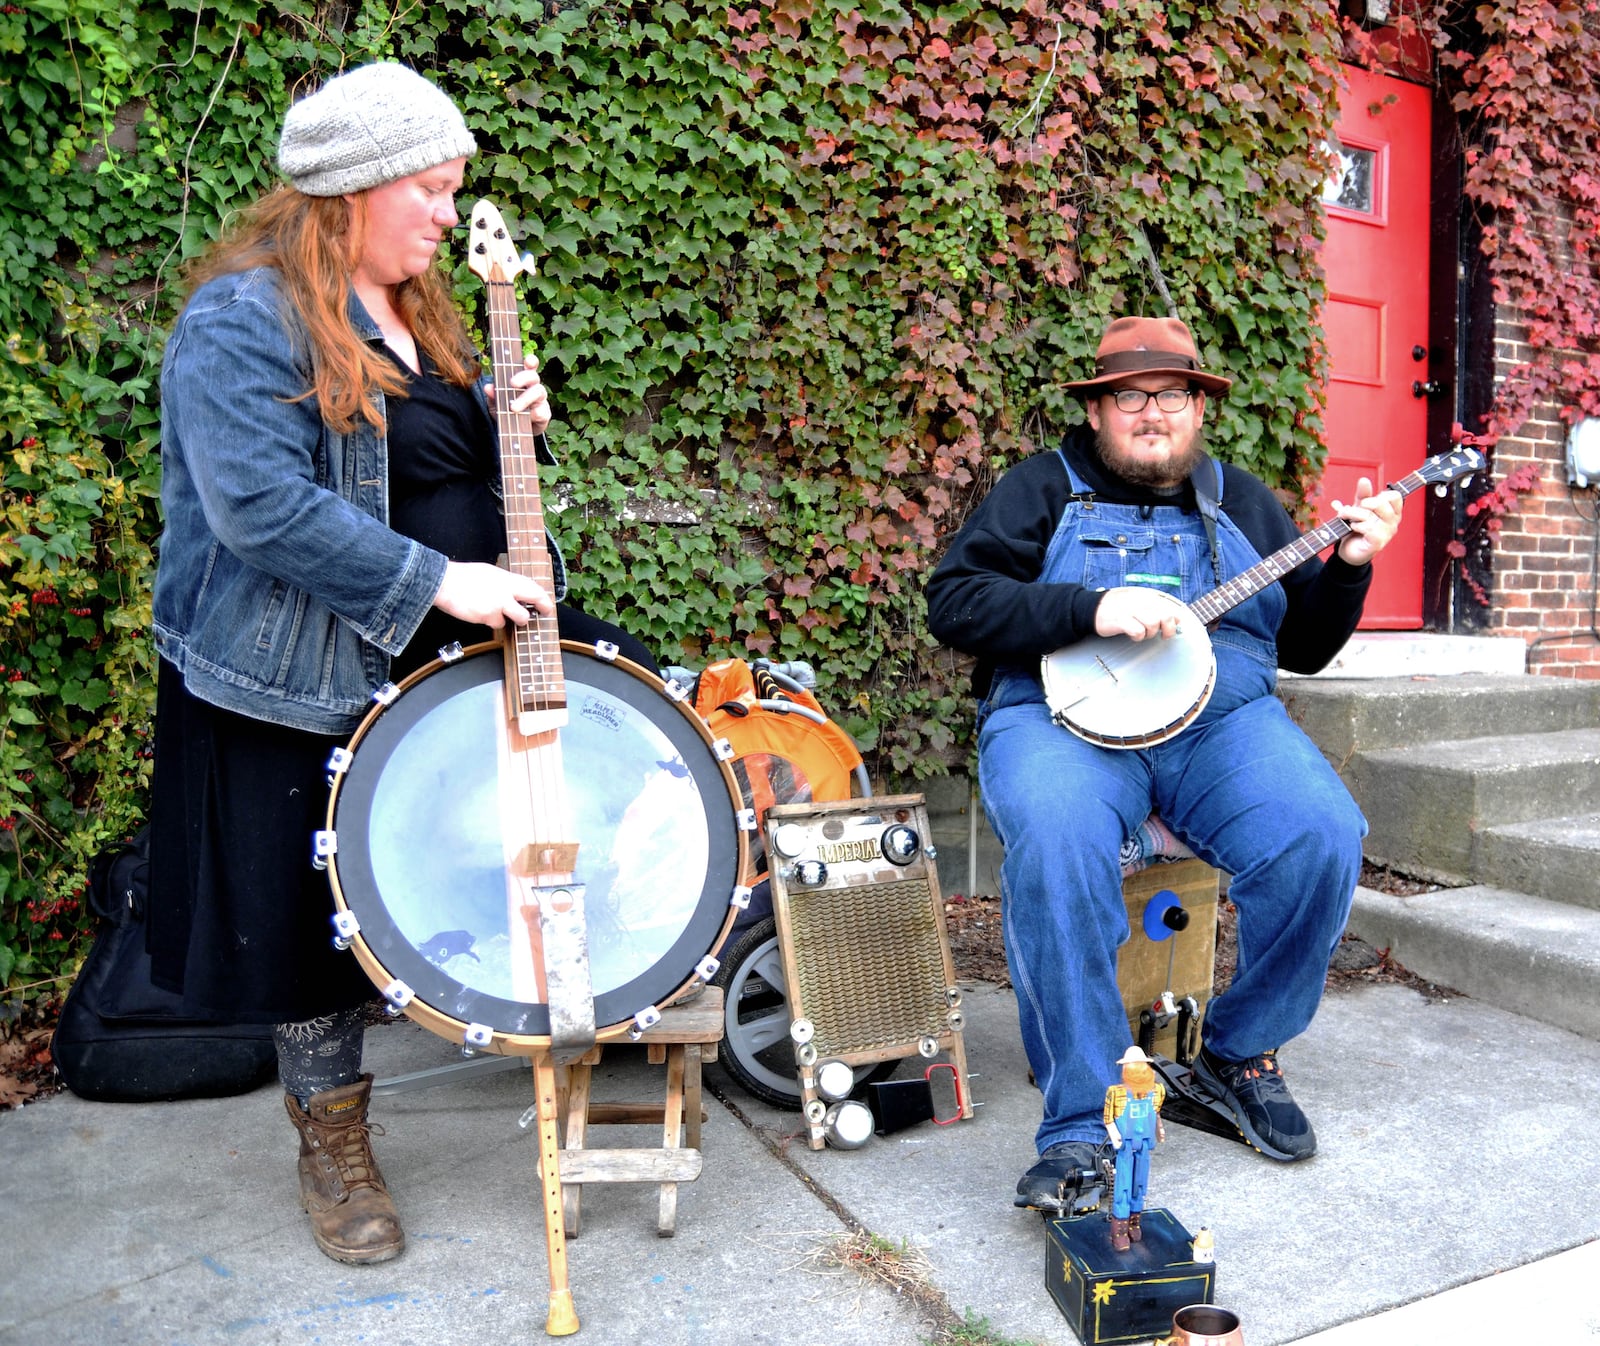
1152, 1054, 1251, 1148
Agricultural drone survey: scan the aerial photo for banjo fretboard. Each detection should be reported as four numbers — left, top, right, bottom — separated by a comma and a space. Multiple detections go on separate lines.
1188, 449, 1486, 626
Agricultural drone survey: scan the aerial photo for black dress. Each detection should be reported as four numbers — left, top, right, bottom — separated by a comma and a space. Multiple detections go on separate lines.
146, 347, 654, 1023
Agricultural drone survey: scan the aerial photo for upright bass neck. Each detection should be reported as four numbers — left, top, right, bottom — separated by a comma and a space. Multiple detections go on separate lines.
470, 203, 565, 738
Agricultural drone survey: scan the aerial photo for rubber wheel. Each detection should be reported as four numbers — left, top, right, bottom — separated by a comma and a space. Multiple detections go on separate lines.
710, 916, 897, 1110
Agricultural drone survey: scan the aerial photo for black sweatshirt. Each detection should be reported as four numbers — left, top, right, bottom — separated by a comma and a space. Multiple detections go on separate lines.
924, 424, 1372, 697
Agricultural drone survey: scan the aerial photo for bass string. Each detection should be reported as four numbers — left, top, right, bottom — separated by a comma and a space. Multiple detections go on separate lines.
486, 276, 573, 854
486, 279, 563, 716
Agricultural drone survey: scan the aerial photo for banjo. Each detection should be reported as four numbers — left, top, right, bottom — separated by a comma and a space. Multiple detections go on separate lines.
1040, 447, 1487, 749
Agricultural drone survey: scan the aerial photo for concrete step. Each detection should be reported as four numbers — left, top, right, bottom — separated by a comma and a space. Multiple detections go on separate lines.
1302, 631, 1527, 679
1279, 673, 1600, 761
1348, 727, 1600, 881
1346, 883, 1600, 1041
1473, 813, 1600, 910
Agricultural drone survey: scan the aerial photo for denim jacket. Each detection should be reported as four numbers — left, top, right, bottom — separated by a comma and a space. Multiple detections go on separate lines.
153, 267, 453, 735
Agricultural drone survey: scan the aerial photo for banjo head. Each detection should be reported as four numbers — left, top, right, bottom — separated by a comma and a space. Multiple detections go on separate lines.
323, 641, 749, 1051
1041, 591, 1217, 749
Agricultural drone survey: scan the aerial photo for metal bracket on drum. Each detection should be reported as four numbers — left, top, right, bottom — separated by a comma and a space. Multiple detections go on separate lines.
331, 909, 361, 951
324, 747, 353, 787
593, 640, 619, 662
628, 1005, 663, 1041
533, 881, 598, 1063
381, 978, 414, 1016
729, 884, 753, 912
372, 681, 401, 707
310, 828, 336, 872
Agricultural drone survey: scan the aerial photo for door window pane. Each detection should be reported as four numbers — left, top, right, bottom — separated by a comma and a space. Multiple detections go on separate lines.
1323, 139, 1377, 214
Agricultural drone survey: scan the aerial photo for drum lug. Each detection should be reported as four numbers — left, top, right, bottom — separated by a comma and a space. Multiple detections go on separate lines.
628, 1006, 662, 1041
736, 807, 757, 832
463, 1022, 494, 1051
694, 955, 720, 982
380, 979, 414, 1016
593, 640, 619, 662
324, 746, 353, 786
663, 678, 691, 703
372, 681, 401, 707
713, 736, 735, 761
311, 829, 337, 871
330, 909, 361, 951
438, 641, 465, 663
729, 884, 753, 911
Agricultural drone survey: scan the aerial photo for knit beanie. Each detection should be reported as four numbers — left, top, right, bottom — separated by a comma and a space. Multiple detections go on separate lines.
277, 63, 477, 197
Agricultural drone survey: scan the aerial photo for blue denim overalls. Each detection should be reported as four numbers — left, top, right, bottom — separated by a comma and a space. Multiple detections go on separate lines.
977, 453, 1366, 1153
1110, 1087, 1160, 1220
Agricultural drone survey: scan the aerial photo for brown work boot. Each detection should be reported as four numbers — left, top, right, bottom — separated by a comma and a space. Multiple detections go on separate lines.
1110, 1215, 1131, 1252
284, 1074, 404, 1264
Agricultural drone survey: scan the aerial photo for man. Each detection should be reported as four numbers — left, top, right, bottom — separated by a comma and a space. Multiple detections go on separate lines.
925, 315, 1402, 1212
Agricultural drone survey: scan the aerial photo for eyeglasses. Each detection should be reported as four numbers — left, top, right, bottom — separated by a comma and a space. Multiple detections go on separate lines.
1110, 387, 1196, 414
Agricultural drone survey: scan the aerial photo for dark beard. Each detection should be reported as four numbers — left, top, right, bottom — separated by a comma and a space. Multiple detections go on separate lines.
1094, 423, 1207, 489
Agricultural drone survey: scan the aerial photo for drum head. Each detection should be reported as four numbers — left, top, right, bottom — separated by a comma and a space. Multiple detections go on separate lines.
327, 643, 745, 1046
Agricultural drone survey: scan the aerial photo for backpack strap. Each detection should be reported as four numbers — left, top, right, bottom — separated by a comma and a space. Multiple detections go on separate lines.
1189, 455, 1225, 585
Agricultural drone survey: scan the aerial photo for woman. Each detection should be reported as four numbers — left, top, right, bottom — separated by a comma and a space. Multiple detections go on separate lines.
148, 62, 653, 1265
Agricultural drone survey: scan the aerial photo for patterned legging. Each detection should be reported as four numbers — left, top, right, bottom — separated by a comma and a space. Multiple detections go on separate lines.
274, 1007, 365, 1105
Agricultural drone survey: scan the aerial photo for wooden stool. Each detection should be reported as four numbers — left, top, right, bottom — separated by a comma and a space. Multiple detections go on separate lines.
551, 985, 723, 1238
1116, 857, 1220, 1059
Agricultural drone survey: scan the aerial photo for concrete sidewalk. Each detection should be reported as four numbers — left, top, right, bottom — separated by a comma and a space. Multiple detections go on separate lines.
2, 970, 1598, 1346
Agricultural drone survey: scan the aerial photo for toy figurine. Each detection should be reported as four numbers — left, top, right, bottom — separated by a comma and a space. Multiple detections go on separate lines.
1103, 1045, 1166, 1252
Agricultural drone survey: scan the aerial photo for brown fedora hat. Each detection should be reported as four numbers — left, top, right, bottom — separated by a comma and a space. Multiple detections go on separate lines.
1065, 316, 1233, 397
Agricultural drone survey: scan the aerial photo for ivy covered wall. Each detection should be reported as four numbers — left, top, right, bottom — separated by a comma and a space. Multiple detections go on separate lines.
2, 0, 1356, 1001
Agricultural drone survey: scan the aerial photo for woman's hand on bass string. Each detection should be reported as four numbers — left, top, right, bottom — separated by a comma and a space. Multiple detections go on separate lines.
433, 561, 555, 628
484, 355, 552, 435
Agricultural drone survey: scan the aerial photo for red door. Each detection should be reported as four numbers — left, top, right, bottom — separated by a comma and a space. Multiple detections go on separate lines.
1313, 65, 1432, 628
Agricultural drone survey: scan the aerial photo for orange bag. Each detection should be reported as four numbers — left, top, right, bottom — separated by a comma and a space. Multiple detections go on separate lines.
692, 659, 864, 837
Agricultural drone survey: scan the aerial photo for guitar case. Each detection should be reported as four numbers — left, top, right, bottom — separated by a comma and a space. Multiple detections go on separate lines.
51, 828, 279, 1102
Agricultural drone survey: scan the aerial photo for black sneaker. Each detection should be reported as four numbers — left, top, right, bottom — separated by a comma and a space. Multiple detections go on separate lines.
1191, 1045, 1317, 1161
1014, 1140, 1109, 1214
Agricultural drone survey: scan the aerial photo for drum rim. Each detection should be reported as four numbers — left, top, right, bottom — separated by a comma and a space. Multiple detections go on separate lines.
324, 640, 746, 1048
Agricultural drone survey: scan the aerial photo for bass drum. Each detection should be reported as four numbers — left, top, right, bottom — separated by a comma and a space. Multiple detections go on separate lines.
321, 641, 750, 1052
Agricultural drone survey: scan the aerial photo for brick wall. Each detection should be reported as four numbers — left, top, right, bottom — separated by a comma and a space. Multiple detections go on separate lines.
1484, 316, 1600, 679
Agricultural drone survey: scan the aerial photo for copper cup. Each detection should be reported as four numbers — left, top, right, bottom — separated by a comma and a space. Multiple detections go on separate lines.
1156, 1304, 1245, 1346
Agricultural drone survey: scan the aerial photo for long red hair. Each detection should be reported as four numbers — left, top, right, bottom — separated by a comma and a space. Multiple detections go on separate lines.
182, 185, 477, 434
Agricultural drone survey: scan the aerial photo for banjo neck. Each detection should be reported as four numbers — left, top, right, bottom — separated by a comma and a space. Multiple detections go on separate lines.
1188, 450, 1486, 626
476, 228, 566, 739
